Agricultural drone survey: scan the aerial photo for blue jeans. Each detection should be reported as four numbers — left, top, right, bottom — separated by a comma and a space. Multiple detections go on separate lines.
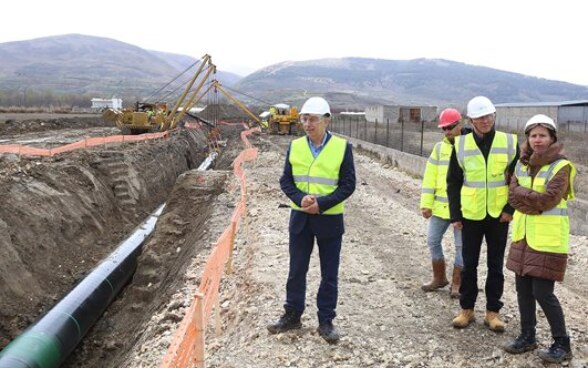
427, 215, 463, 267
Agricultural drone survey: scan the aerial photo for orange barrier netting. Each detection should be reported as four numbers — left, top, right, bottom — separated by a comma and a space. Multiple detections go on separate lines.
0, 131, 172, 157
159, 128, 258, 368
184, 122, 204, 130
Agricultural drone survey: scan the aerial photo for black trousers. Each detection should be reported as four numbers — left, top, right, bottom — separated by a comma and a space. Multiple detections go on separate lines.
285, 221, 342, 324
515, 274, 567, 337
459, 216, 509, 312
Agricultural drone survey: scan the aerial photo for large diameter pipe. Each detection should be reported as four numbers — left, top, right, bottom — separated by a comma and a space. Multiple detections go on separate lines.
197, 152, 217, 171
0, 204, 166, 368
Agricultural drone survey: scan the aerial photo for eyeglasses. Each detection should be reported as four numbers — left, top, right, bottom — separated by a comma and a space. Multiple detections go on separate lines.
441, 123, 459, 131
299, 114, 324, 124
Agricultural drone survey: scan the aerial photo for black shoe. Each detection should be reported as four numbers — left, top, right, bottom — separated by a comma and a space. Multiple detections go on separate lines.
267, 309, 302, 334
504, 331, 537, 354
538, 336, 572, 363
317, 321, 340, 344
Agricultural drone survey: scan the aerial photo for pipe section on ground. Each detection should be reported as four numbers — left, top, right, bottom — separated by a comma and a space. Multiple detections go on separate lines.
0, 204, 166, 368
197, 151, 217, 171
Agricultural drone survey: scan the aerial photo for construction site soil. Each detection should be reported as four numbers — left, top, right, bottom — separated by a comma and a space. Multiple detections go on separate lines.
0, 114, 587, 368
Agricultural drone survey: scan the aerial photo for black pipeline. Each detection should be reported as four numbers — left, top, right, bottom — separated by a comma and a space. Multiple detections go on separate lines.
0, 204, 166, 368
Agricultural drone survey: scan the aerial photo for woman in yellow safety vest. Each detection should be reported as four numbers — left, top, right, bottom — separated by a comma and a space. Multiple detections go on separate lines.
504, 114, 576, 364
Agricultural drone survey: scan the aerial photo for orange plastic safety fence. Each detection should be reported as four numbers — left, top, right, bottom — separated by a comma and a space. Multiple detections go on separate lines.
159, 129, 258, 368
158, 293, 205, 368
184, 122, 203, 130
240, 127, 260, 149
0, 131, 171, 157
217, 120, 245, 126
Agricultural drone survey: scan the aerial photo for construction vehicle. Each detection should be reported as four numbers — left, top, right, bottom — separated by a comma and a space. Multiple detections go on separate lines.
210, 80, 262, 128
268, 103, 301, 135
102, 54, 216, 134
205, 83, 301, 135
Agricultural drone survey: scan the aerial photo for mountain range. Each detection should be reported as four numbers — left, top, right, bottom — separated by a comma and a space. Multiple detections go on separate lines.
234, 58, 588, 109
0, 34, 239, 100
1, 34, 587, 109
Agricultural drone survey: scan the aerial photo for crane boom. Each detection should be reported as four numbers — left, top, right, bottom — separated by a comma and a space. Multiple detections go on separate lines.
212, 80, 261, 124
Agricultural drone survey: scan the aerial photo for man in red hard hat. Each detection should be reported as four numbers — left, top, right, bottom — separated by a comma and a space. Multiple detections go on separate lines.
420, 108, 465, 298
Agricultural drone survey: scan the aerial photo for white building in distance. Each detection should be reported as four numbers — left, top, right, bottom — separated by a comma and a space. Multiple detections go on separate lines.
91, 98, 123, 111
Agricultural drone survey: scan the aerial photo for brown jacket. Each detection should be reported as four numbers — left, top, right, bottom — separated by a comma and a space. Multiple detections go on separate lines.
505, 141, 571, 281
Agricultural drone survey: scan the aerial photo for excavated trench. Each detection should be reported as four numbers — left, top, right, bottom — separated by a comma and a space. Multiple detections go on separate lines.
0, 117, 246, 367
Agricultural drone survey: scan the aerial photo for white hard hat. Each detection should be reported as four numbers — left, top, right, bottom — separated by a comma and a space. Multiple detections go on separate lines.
299, 97, 331, 117
466, 96, 496, 119
525, 114, 557, 133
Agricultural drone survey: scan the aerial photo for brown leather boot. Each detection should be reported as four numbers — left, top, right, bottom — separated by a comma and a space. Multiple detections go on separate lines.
450, 266, 462, 298
453, 309, 475, 328
484, 311, 505, 333
421, 259, 449, 291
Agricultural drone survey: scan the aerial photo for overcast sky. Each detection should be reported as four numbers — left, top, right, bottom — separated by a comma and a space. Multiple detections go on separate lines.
2, 0, 586, 85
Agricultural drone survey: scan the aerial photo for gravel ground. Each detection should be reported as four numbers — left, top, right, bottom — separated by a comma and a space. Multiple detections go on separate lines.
130, 134, 588, 367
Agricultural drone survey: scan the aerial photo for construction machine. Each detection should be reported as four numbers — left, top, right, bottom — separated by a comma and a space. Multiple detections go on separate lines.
210, 80, 262, 127
206, 83, 301, 135
268, 103, 301, 135
102, 54, 216, 134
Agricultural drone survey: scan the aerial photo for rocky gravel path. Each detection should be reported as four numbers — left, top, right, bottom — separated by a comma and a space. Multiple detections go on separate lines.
195, 136, 588, 368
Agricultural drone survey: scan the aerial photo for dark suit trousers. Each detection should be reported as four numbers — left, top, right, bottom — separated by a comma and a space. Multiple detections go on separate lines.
285, 219, 342, 324
460, 216, 509, 312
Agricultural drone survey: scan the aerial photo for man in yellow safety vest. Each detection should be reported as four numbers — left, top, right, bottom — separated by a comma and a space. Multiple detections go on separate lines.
447, 96, 519, 332
267, 97, 356, 344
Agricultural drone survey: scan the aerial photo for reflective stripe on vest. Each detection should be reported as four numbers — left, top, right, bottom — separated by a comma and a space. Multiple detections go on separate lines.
454, 131, 517, 220
289, 134, 347, 214
420, 139, 453, 219
512, 159, 576, 253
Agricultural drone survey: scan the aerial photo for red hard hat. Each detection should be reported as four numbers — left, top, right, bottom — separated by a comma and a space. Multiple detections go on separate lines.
438, 108, 462, 128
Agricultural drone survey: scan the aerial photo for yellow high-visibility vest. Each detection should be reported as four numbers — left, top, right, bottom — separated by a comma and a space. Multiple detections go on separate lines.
420, 139, 453, 219
512, 159, 576, 253
454, 131, 517, 220
289, 135, 347, 214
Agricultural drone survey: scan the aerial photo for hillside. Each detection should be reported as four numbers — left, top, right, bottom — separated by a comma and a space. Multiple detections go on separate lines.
0, 34, 240, 98
235, 58, 588, 109
2, 35, 588, 110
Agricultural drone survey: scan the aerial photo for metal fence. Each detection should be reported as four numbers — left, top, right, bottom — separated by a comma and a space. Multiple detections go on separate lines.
496, 120, 588, 134
330, 114, 439, 157
330, 114, 588, 166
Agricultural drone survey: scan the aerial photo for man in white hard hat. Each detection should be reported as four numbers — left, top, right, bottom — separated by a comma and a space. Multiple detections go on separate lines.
268, 96, 356, 344
447, 96, 519, 332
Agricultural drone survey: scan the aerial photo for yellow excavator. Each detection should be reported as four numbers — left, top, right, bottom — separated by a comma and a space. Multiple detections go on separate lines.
268, 104, 300, 135
102, 54, 216, 134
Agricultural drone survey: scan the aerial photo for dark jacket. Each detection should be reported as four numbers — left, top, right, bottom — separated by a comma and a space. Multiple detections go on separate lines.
446, 127, 520, 222
280, 132, 356, 239
505, 141, 571, 281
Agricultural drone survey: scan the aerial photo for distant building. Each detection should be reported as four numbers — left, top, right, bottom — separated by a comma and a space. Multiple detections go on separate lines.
91, 98, 123, 111
495, 100, 588, 133
339, 111, 366, 116
365, 104, 437, 123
